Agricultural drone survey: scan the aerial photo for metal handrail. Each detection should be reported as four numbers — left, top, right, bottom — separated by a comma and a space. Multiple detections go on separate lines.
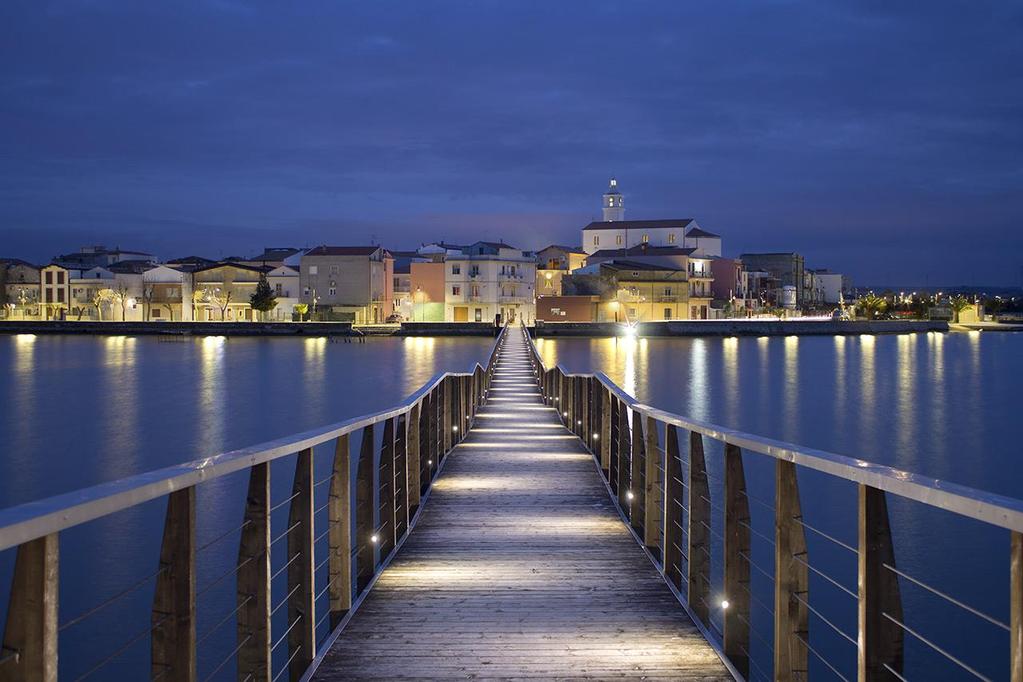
0, 326, 506, 551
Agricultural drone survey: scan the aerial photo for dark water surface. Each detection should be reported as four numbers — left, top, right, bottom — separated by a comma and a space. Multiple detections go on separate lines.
538, 331, 1023, 681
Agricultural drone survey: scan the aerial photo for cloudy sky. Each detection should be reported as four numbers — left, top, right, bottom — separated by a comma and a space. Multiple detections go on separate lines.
1, 1, 1020, 286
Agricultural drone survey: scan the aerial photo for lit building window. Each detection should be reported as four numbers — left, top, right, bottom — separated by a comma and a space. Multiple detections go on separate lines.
616, 235, 623, 245
668, 233, 676, 244
642, 234, 649, 243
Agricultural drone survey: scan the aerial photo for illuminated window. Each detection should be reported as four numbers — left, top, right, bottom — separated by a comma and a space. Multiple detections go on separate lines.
593, 235, 599, 245
616, 235, 623, 245
642, 234, 649, 243
452, 286, 461, 296
668, 233, 676, 244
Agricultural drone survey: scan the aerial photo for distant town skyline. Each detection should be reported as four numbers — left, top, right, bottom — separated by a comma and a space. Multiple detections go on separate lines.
1, 2, 1021, 286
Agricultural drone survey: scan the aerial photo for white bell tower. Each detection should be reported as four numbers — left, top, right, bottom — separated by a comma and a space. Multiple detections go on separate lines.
602, 177, 624, 222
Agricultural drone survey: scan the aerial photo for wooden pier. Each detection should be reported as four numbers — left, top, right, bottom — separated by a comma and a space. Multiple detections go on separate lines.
314, 329, 729, 679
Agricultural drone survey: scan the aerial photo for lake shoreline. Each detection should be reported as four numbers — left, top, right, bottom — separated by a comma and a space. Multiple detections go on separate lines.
534, 319, 948, 337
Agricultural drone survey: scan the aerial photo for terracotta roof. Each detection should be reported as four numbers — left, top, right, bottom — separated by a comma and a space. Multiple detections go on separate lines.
583, 219, 694, 231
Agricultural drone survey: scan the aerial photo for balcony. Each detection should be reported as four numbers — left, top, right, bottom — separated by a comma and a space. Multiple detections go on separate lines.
689, 270, 713, 280
498, 272, 524, 280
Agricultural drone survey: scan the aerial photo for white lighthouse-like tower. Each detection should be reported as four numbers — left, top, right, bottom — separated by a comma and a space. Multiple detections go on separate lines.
602, 177, 624, 222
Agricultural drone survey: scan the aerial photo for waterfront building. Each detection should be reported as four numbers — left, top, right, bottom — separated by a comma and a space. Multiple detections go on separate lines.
299, 246, 394, 323
192, 262, 269, 321
409, 259, 446, 322
443, 241, 536, 324
582, 179, 723, 258
740, 252, 806, 306
39, 263, 71, 320
69, 266, 115, 320
141, 265, 192, 321
266, 265, 299, 321
242, 247, 303, 269
535, 244, 587, 298
0, 259, 41, 319
541, 259, 691, 323
810, 269, 850, 305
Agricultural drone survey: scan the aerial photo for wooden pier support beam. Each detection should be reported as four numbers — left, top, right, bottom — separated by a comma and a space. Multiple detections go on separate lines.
724, 444, 751, 679
774, 459, 807, 681
327, 434, 351, 628
687, 431, 710, 624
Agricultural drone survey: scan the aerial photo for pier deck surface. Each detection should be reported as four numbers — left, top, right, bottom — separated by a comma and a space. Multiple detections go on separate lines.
315, 331, 730, 680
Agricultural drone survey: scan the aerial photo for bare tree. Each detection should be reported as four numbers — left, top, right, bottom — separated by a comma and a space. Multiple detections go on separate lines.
109, 284, 132, 321
142, 284, 155, 321
93, 289, 114, 321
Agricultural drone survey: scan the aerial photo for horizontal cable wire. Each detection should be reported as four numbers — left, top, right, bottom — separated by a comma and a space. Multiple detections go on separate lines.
738, 550, 775, 583
198, 519, 252, 554
736, 612, 774, 652
793, 555, 857, 600
203, 633, 251, 682
197, 553, 260, 597
884, 663, 910, 681
196, 595, 254, 646
795, 631, 851, 682
271, 615, 303, 653
270, 521, 301, 547
739, 519, 776, 547
269, 491, 302, 514
313, 476, 333, 488
272, 647, 302, 682
796, 519, 858, 555
737, 582, 775, 616
60, 566, 167, 631
792, 592, 857, 646
882, 612, 991, 681
882, 563, 1009, 632
271, 552, 302, 581
73, 614, 169, 681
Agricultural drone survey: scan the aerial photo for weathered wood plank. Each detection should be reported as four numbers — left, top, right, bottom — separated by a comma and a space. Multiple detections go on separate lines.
724, 443, 750, 679
287, 448, 315, 681
687, 431, 710, 624
327, 434, 351, 626
858, 484, 903, 682
775, 458, 807, 681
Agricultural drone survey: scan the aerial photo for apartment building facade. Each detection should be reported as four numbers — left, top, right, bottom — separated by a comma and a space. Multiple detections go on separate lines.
299, 246, 394, 323
443, 242, 536, 324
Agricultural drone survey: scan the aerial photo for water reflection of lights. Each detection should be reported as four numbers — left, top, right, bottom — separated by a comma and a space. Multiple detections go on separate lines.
199, 334, 226, 454
689, 338, 708, 421
896, 333, 917, 466
782, 335, 799, 439
722, 337, 738, 423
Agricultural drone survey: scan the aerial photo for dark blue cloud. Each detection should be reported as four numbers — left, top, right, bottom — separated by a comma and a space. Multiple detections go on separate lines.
1, 1, 1020, 285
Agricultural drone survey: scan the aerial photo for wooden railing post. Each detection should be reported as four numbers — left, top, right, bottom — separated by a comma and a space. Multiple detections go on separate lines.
609, 395, 620, 495
617, 401, 631, 513
643, 416, 662, 557
426, 391, 437, 481
600, 386, 611, 473
775, 459, 807, 681
327, 434, 351, 628
237, 463, 271, 681
630, 410, 646, 534
287, 448, 315, 681
407, 404, 422, 515
0, 534, 58, 682
379, 418, 396, 558
442, 378, 452, 455
581, 378, 591, 448
688, 431, 710, 623
355, 425, 375, 592
395, 414, 409, 539
724, 444, 751, 679
152, 486, 196, 682
858, 484, 903, 681
663, 426, 684, 589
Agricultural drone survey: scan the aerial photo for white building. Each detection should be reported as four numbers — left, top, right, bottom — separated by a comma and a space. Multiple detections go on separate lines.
267, 265, 299, 321
812, 270, 848, 305
443, 241, 535, 324
582, 178, 722, 256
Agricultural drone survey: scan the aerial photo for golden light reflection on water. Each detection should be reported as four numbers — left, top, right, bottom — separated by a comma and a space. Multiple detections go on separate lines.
688, 338, 708, 421
402, 336, 437, 393
895, 334, 917, 467
833, 336, 846, 429
199, 336, 225, 454
103, 336, 138, 476
858, 335, 876, 445
783, 336, 799, 440
722, 337, 738, 424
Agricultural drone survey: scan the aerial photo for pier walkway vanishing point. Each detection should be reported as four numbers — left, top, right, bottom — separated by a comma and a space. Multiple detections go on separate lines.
313, 327, 730, 680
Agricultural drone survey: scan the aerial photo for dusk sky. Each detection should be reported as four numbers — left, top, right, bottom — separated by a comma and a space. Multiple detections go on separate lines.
1, 1, 1020, 286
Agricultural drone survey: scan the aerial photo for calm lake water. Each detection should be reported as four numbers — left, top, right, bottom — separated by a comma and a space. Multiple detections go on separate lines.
0, 331, 1019, 680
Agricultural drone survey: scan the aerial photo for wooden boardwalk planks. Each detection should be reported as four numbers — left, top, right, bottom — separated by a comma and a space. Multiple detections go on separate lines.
314, 331, 731, 680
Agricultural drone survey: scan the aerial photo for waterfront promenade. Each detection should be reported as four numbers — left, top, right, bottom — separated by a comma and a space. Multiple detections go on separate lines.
314, 329, 729, 679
